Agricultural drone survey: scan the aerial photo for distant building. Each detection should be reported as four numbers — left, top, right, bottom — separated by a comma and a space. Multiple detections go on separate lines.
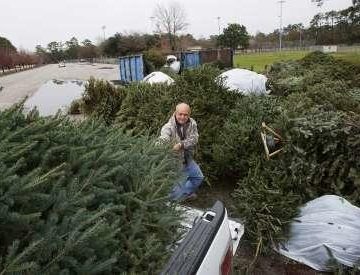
187, 46, 202, 51
310, 45, 338, 53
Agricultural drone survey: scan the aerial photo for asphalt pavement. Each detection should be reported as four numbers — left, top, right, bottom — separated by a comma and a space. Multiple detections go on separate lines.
0, 63, 119, 110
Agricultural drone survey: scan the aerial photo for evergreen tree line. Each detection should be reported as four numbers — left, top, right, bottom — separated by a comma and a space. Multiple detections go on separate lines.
252, 3, 360, 49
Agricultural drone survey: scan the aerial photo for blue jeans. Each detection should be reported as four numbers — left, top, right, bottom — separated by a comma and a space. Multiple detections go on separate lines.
170, 160, 204, 201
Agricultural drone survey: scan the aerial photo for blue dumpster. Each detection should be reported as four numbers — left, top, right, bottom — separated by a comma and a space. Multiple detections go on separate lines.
180, 51, 201, 70
119, 54, 144, 82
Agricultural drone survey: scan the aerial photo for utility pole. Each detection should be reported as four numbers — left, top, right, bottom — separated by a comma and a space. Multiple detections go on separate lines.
278, 0, 285, 51
102, 25, 106, 42
149, 17, 156, 34
216, 16, 221, 36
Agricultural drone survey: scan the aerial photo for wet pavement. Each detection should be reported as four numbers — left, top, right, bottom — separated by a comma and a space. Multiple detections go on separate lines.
24, 79, 85, 116
0, 63, 118, 110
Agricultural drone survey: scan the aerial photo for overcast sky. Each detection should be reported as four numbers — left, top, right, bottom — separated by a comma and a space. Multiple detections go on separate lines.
0, 0, 352, 51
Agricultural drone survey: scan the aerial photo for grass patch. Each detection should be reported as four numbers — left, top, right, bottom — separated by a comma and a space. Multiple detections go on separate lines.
332, 51, 360, 65
234, 50, 360, 73
234, 51, 309, 73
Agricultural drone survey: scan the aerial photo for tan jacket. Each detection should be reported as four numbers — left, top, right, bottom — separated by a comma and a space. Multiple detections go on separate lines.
159, 114, 199, 162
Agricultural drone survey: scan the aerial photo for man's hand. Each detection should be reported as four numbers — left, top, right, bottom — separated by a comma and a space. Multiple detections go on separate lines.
173, 143, 182, 151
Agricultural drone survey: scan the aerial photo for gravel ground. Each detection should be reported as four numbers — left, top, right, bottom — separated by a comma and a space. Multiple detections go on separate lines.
0, 63, 119, 110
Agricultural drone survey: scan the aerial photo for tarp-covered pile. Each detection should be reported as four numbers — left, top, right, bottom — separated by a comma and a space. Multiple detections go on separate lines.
143, 71, 174, 85
276, 195, 360, 271
219, 68, 269, 95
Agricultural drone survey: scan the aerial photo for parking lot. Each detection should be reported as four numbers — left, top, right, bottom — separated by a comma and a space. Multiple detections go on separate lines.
0, 63, 119, 110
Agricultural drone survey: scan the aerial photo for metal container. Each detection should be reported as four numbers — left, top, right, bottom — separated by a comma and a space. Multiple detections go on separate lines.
119, 54, 144, 82
180, 51, 201, 70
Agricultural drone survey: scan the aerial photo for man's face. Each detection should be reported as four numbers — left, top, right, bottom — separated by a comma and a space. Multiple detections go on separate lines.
175, 107, 190, 125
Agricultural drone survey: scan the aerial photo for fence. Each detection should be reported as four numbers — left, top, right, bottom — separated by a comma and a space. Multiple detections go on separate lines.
66, 58, 118, 64
174, 48, 233, 70
0, 64, 37, 76
200, 49, 233, 68
235, 45, 360, 55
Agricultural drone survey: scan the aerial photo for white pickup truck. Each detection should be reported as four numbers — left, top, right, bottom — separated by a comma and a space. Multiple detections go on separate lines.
162, 201, 244, 275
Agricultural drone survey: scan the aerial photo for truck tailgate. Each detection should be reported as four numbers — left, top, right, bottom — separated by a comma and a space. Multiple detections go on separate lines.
162, 201, 244, 274
179, 204, 244, 256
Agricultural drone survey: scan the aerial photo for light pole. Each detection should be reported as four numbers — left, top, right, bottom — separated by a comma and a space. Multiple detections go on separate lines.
102, 25, 106, 42
278, 0, 285, 51
149, 16, 156, 34
216, 16, 221, 36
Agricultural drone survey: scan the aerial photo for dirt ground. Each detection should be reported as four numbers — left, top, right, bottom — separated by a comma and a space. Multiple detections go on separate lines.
0, 63, 119, 110
184, 182, 325, 275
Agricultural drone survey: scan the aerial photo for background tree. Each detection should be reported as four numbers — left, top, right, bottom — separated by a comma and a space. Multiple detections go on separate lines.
102, 33, 121, 57
0, 37, 17, 68
65, 37, 80, 59
217, 23, 250, 51
312, 0, 359, 6
152, 2, 188, 50
102, 33, 161, 57
252, 32, 268, 49
0, 36, 17, 54
47, 41, 64, 62
118, 33, 147, 55
78, 39, 98, 59
308, 3, 359, 45
35, 45, 51, 64
143, 33, 161, 49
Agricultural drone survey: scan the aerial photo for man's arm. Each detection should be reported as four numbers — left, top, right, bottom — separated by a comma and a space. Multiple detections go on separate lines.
181, 121, 199, 150
158, 122, 172, 144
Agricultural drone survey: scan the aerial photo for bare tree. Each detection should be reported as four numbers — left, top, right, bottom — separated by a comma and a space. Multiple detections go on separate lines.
152, 2, 188, 50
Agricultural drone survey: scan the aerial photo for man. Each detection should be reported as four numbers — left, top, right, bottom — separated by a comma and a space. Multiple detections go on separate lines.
159, 103, 204, 201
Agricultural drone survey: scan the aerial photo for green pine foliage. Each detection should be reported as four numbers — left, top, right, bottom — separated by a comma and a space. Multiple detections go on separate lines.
268, 51, 360, 96
115, 65, 241, 181
279, 109, 360, 202
81, 77, 126, 124
0, 105, 183, 274
234, 159, 301, 251
75, 51, 360, 254
232, 52, 360, 249
211, 95, 282, 180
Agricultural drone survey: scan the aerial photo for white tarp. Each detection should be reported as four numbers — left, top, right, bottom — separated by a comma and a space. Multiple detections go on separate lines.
219, 68, 269, 95
276, 195, 360, 271
142, 71, 174, 85
164, 55, 181, 74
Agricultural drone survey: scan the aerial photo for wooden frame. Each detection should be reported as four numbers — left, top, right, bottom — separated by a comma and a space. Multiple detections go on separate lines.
261, 122, 284, 160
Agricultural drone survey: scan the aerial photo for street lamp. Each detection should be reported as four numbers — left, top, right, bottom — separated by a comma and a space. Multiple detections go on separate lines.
149, 16, 156, 34
102, 25, 106, 41
216, 16, 221, 36
278, 0, 285, 51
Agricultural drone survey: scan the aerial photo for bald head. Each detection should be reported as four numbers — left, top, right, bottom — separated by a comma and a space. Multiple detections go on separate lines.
176, 103, 191, 114
175, 103, 191, 125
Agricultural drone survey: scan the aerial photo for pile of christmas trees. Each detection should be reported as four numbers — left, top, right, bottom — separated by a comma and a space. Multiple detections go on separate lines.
0, 106, 183, 274
70, 52, 360, 253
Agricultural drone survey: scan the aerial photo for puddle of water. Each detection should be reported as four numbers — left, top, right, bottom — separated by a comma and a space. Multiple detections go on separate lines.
25, 79, 85, 116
